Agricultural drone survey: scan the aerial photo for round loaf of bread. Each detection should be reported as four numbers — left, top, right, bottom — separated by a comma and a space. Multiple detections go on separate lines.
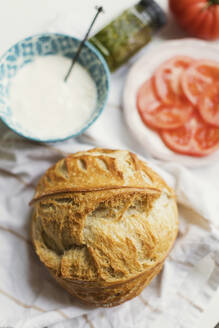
31, 148, 178, 307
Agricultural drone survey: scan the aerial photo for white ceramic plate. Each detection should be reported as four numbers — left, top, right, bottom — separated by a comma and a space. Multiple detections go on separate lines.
123, 39, 219, 167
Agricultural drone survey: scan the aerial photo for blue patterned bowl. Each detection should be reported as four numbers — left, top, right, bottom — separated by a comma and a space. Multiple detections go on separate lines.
0, 33, 110, 142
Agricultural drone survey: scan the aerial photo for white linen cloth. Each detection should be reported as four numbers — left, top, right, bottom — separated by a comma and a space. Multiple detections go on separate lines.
1, 1, 219, 327
0, 105, 219, 328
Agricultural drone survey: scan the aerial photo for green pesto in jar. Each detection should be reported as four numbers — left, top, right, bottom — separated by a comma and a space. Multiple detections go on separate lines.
89, 1, 166, 72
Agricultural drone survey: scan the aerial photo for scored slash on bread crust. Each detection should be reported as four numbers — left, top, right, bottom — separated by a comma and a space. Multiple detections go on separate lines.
31, 148, 173, 203
31, 148, 178, 307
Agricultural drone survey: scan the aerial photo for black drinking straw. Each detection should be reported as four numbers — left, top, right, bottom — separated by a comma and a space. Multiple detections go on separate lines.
64, 6, 104, 82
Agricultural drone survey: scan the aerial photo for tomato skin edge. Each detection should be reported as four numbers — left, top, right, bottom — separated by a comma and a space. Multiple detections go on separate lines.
181, 59, 219, 105
154, 55, 194, 104
160, 130, 219, 157
137, 77, 194, 131
198, 106, 219, 129
198, 83, 219, 128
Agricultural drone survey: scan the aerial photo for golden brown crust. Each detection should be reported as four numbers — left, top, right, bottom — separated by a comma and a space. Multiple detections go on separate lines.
50, 261, 164, 307
31, 148, 178, 307
31, 148, 173, 202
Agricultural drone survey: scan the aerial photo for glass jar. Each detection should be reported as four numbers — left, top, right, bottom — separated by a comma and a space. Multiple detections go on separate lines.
89, 0, 167, 72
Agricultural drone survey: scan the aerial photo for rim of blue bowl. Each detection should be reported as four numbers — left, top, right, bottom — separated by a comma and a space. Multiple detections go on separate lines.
0, 32, 110, 143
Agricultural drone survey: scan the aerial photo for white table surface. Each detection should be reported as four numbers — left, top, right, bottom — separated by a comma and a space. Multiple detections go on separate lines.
0, 1, 218, 327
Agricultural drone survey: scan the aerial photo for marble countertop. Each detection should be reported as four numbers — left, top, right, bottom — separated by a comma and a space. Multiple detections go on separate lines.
0, 0, 218, 327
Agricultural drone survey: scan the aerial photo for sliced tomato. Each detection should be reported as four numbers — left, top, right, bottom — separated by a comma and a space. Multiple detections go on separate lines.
160, 113, 219, 157
154, 56, 194, 104
182, 59, 219, 105
198, 82, 219, 128
137, 79, 193, 130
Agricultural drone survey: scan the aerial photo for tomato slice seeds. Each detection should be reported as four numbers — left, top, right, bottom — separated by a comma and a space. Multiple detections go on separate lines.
182, 60, 219, 105
160, 113, 219, 157
137, 79, 193, 130
198, 82, 219, 128
154, 56, 193, 103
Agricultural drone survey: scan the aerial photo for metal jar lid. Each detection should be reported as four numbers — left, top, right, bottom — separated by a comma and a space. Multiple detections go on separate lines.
139, 0, 167, 30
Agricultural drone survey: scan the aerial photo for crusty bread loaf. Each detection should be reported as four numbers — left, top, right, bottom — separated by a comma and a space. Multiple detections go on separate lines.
31, 148, 178, 307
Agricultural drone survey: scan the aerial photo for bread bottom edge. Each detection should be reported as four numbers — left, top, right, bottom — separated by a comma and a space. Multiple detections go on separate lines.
49, 261, 164, 307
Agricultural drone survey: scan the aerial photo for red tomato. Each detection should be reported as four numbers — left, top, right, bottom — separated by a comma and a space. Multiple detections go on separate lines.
169, 0, 200, 14
154, 56, 194, 104
160, 113, 219, 156
198, 82, 219, 127
182, 60, 219, 105
169, 0, 219, 40
137, 79, 193, 130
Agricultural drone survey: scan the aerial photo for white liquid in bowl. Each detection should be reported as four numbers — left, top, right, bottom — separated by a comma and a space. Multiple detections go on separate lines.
9, 55, 97, 140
